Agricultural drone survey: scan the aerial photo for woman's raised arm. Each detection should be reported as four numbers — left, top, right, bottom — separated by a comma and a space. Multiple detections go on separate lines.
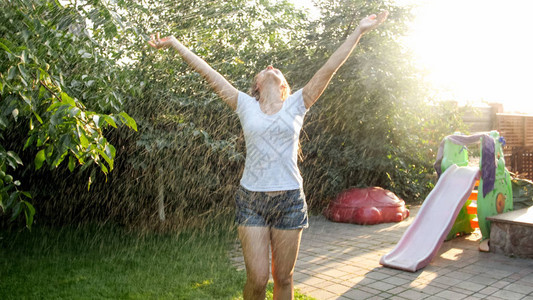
302, 11, 388, 109
149, 33, 239, 110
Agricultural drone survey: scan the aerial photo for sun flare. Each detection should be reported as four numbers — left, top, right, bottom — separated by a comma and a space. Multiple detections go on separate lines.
291, 0, 533, 113
401, 0, 533, 113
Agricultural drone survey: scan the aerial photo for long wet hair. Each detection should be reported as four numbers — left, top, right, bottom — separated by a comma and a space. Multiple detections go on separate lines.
249, 71, 291, 101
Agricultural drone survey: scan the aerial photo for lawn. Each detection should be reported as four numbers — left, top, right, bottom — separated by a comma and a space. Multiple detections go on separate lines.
0, 222, 314, 299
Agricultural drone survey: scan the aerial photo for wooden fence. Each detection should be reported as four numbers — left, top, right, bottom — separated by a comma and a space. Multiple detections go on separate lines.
462, 105, 496, 132
460, 105, 533, 180
496, 114, 533, 147
496, 114, 533, 180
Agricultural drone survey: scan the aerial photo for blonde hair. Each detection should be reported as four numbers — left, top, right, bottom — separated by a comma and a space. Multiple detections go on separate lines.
249, 72, 291, 101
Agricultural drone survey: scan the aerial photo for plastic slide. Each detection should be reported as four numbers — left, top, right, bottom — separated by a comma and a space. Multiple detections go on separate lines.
379, 164, 480, 272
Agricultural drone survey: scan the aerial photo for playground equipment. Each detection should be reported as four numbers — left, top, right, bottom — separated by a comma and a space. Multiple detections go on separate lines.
380, 131, 513, 272
324, 187, 409, 225
441, 131, 513, 240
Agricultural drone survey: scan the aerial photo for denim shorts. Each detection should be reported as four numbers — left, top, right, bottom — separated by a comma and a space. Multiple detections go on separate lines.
235, 185, 309, 230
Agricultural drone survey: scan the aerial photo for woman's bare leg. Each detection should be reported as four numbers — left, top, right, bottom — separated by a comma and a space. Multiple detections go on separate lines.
271, 228, 303, 300
238, 226, 271, 300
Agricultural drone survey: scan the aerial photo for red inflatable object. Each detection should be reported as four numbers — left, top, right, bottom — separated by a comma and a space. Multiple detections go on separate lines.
325, 187, 409, 225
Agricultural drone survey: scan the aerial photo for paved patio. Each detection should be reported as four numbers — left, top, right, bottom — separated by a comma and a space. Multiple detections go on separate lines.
229, 206, 533, 299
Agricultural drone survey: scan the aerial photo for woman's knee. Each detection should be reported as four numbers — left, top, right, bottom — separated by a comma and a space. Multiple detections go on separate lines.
247, 271, 269, 291
272, 270, 293, 287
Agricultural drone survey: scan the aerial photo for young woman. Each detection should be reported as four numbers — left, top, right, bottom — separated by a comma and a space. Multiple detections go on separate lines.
149, 10, 388, 300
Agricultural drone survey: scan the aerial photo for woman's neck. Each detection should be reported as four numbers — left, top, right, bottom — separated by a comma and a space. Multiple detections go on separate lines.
258, 84, 284, 115
259, 83, 283, 104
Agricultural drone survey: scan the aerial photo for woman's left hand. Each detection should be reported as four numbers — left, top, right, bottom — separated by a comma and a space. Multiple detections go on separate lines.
148, 32, 176, 49
359, 10, 389, 34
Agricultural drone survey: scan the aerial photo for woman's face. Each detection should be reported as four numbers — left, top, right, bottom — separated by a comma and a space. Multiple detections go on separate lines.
256, 65, 286, 88
251, 65, 290, 101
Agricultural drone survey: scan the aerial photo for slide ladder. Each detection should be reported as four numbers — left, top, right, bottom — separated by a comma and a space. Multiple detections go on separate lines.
466, 181, 479, 229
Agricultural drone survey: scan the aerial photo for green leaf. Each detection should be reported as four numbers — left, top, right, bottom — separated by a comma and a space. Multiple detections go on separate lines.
79, 132, 89, 148
23, 201, 35, 230
20, 50, 28, 64
18, 64, 28, 80
119, 112, 137, 131
34, 149, 46, 170
7, 151, 23, 166
7, 66, 17, 81
99, 163, 109, 174
105, 144, 116, 160
33, 111, 43, 124
0, 41, 12, 53
10, 200, 22, 222
24, 136, 35, 150
36, 137, 43, 147
79, 49, 93, 59
68, 155, 76, 172
21, 93, 31, 105
102, 115, 117, 128
5, 156, 18, 170
47, 102, 69, 112
93, 115, 100, 128
60, 92, 76, 106
97, 148, 113, 171
39, 68, 49, 80
0, 192, 5, 211
87, 169, 96, 191
3, 190, 15, 210
0, 116, 8, 129
51, 151, 68, 168
51, 103, 71, 126
45, 145, 54, 160
60, 134, 73, 150
0, 189, 15, 212
69, 107, 80, 117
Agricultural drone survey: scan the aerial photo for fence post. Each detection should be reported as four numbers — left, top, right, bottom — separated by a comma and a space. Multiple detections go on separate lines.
489, 102, 503, 130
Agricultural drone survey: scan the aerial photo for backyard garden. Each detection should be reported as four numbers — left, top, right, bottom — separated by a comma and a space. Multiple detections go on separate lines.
0, 0, 472, 298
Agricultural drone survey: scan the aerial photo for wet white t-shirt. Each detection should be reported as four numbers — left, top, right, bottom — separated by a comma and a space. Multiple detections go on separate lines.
236, 89, 308, 191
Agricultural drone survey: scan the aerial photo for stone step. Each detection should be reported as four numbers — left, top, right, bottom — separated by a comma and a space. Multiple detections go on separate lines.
487, 206, 533, 227
486, 207, 533, 258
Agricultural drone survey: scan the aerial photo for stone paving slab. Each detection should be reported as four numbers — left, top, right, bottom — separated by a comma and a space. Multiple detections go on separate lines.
229, 206, 533, 299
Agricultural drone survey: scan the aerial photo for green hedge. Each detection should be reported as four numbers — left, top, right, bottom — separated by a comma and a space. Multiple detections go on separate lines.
1, 0, 466, 228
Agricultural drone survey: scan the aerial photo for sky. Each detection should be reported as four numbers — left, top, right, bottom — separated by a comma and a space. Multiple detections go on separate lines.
290, 0, 533, 114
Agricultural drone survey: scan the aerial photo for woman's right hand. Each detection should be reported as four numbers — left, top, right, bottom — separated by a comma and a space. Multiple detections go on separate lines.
358, 10, 389, 34
148, 33, 176, 49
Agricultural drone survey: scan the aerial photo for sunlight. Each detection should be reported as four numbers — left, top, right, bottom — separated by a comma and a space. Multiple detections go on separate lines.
287, 0, 320, 19
289, 0, 317, 11
440, 247, 464, 261
400, 0, 533, 113
290, 0, 533, 113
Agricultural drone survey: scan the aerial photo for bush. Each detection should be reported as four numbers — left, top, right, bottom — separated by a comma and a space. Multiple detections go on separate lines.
1, 0, 465, 228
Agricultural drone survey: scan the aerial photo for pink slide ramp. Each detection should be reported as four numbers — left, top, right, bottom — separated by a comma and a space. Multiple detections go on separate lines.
380, 164, 480, 272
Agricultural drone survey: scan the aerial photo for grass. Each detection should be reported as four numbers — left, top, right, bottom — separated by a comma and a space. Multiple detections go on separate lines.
0, 223, 315, 299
